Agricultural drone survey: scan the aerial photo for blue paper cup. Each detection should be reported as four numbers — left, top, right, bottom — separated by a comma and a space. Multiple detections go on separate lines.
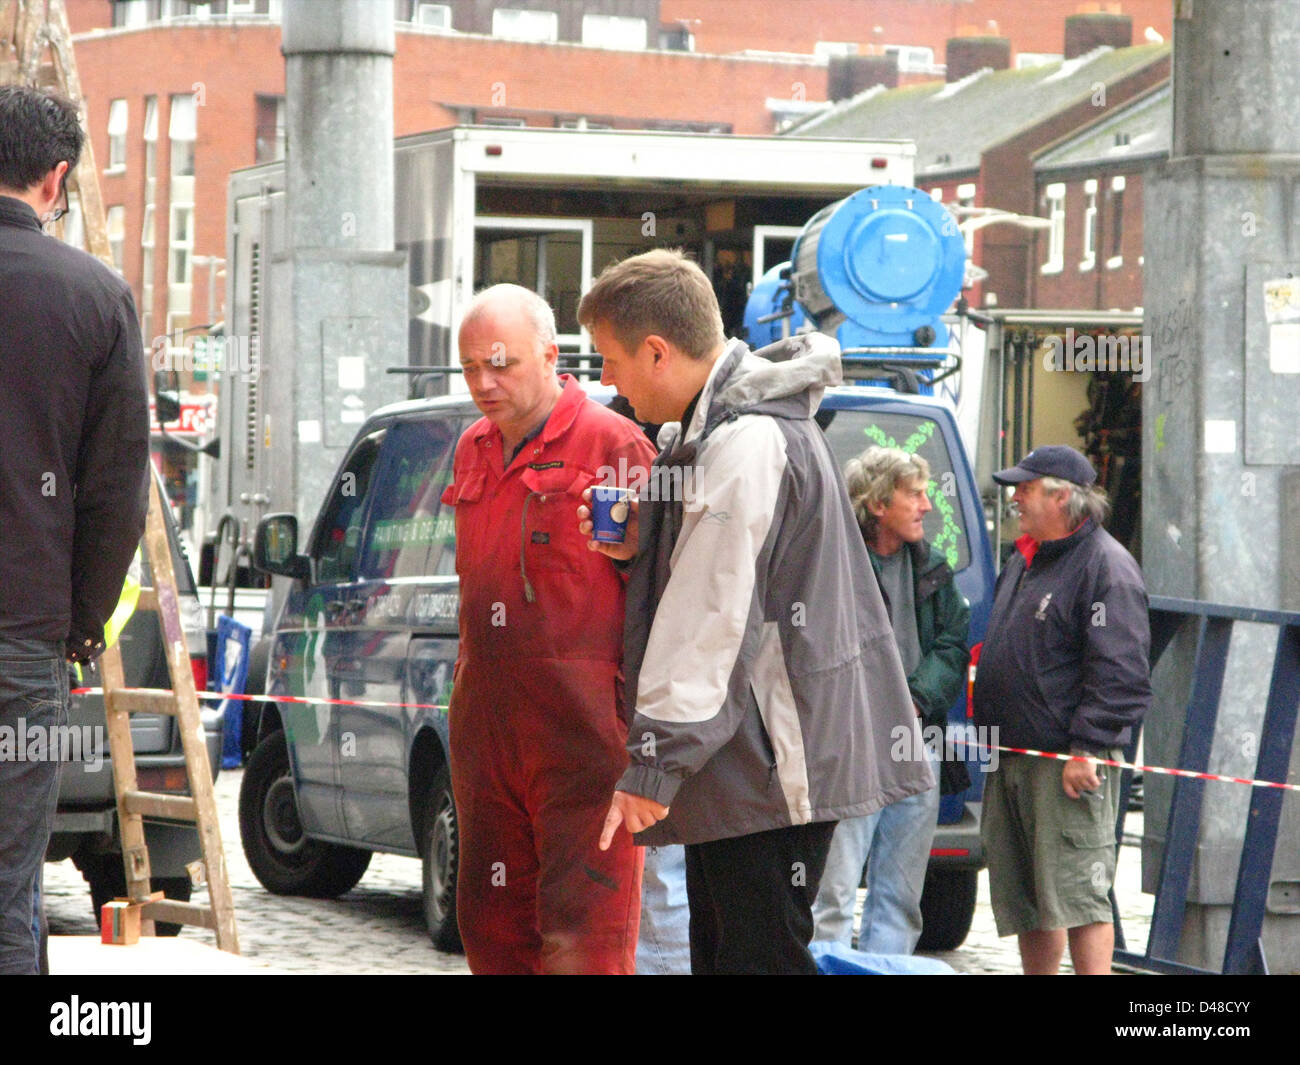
591, 486, 632, 543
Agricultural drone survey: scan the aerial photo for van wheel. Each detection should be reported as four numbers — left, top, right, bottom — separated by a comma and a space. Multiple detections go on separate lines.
917, 867, 978, 951
420, 765, 462, 953
239, 729, 371, 897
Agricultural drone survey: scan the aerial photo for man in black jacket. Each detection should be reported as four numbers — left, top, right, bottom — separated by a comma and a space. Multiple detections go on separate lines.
974, 445, 1150, 975
0, 85, 149, 974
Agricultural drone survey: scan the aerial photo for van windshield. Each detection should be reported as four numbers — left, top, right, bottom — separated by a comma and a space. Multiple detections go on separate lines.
818, 408, 971, 573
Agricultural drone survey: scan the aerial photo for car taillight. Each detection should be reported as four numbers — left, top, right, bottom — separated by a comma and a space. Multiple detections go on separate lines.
137, 767, 189, 793
191, 656, 208, 695
930, 848, 970, 857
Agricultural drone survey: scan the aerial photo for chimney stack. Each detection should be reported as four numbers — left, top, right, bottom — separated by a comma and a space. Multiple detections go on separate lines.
945, 35, 1011, 82
828, 54, 898, 100
1064, 12, 1133, 59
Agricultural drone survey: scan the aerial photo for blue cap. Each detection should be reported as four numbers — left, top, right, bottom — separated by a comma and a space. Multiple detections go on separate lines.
992, 445, 1096, 487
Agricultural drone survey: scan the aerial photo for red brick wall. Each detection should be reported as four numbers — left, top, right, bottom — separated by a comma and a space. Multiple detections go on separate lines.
663, 0, 1172, 61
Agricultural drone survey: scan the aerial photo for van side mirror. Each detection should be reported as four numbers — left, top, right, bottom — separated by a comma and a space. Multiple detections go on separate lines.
253, 514, 310, 580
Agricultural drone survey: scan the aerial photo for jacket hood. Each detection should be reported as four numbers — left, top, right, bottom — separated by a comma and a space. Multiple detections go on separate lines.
662, 332, 841, 450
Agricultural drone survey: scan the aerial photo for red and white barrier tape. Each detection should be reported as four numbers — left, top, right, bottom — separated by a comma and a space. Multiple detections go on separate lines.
73, 686, 1299, 794
975, 742, 1300, 794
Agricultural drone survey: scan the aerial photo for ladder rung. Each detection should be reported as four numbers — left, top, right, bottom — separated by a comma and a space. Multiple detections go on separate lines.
123, 790, 197, 821
142, 899, 217, 931
108, 689, 180, 716
136, 586, 159, 612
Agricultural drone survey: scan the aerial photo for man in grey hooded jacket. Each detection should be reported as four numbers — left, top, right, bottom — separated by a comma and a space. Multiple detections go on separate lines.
580, 249, 931, 974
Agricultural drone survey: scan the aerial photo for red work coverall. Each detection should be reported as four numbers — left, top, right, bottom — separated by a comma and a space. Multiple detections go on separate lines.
441, 376, 657, 973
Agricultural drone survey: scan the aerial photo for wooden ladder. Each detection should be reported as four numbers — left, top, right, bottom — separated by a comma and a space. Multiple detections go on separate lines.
98, 475, 240, 952
2, 0, 239, 952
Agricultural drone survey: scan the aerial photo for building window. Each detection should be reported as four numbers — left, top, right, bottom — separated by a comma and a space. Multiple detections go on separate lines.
141, 96, 157, 326
814, 41, 858, 58
884, 45, 935, 74
141, 203, 155, 320
478, 115, 527, 128
169, 93, 196, 178
558, 118, 612, 130
414, 3, 451, 29
1108, 175, 1126, 268
228, 0, 256, 14
492, 8, 558, 43
115, 0, 149, 28
107, 205, 126, 274
169, 204, 194, 287
581, 14, 647, 50
107, 99, 128, 172
255, 95, 285, 163
1081, 178, 1097, 271
1043, 182, 1066, 274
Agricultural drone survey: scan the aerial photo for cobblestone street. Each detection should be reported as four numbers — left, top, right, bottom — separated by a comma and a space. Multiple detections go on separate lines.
44, 768, 1151, 975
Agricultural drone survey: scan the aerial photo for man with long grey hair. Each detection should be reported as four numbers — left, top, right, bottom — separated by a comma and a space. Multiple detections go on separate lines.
974, 445, 1150, 975
812, 445, 970, 954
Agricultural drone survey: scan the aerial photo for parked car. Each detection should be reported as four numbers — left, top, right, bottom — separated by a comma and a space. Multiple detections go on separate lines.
245, 377, 995, 953
46, 470, 222, 935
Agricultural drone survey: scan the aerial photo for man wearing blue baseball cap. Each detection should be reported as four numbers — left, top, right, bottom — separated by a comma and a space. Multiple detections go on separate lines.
973, 445, 1151, 975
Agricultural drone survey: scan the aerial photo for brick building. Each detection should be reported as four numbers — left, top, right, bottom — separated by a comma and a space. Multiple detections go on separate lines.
1031, 80, 1168, 310
788, 20, 1169, 310
662, 0, 1171, 70
65, 0, 834, 341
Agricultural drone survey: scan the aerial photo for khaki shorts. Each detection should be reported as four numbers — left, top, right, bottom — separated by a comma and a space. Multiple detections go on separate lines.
980, 750, 1121, 937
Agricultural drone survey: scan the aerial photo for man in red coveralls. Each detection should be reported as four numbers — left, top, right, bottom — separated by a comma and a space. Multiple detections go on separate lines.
442, 284, 656, 973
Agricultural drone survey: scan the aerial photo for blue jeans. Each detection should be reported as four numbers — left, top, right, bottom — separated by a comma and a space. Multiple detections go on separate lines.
635, 844, 691, 975
0, 640, 68, 975
812, 755, 939, 955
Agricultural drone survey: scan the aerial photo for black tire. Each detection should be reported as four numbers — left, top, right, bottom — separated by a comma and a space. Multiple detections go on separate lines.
916, 867, 978, 951
84, 859, 192, 937
238, 728, 372, 897
420, 764, 462, 953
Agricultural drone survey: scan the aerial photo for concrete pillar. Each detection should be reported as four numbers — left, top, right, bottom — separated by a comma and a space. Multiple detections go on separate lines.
1143, 0, 1300, 972
268, 0, 408, 520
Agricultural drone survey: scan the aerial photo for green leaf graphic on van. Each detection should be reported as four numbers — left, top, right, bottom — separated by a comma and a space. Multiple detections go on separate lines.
863, 419, 961, 569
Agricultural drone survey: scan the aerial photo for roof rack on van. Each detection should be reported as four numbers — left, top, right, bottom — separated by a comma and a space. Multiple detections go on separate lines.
837, 353, 961, 395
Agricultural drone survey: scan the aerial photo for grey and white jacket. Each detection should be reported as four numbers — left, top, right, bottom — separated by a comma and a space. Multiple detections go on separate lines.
617, 334, 934, 845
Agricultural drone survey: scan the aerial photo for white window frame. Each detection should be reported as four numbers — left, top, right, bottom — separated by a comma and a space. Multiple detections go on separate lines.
492, 8, 558, 43
106, 99, 128, 172
1042, 182, 1066, 275
169, 203, 195, 287
1080, 178, 1098, 271
119, 0, 148, 28
228, 0, 256, 14
581, 13, 647, 50
813, 41, 858, 58
884, 44, 935, 74
415, 3, 451, 29
141, 202, 156, 317
1107, 175, 1126, 269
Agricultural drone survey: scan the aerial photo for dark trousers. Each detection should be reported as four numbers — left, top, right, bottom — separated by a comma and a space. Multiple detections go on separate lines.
0, 640, 67, 975
684, 820, 837, 975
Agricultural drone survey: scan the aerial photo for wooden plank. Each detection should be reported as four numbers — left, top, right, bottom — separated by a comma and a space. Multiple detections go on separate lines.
122, 791, 198, 822
105, 688, 179, 716
142, 900, 218, 932
99, 642, 154, 902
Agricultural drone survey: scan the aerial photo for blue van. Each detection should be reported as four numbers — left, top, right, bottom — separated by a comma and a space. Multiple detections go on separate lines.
246, 378, 995, 953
